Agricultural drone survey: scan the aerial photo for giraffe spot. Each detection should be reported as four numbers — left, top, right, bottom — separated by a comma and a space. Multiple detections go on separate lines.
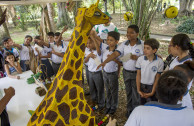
76, 36, 83, 46
91, 111, 95, 116
69, 36, 73, 43
31, 113, 38, 122
85, 104, 91, 114
66, 52, 70, 64
78, 101, 84, 112
32, 124, 36, 126
89, 118, 95, 126
65, 46, 69, 54
72, 80, 82, 87
38, 101, 46, 112
71, 109, 77, 120
80, 92, 84, 100
47, 78, 58, 98
86, 30, 91, 36
80, 43, 85, 52
58, 70, 64, 80
75, 58, 82, 70
43, 124, 51, 126
76, 70, 81, 79
45, 110, 58, 122
70, 41, 75, 49
70, 60, 74, 67
38, 113, 44, 123
55, 85, 68, 103
56, 119, 65, 126
75, 30, 79, 39
58, 102, 70, 124
79, 114, 88, 124
74, 50, 79, 59
63, 69, 74, 81
69, 87, 77, 100
80, 10, 82, 15
71, 99, 78, 107
59, 61, 65, 71
45, 97, 53, 112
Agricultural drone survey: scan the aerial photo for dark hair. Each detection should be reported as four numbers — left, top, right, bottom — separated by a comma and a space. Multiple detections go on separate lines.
25, 35, 32, 41
128, 25, 139, 33
176, 61, 194, 81
47, 32, 54, 37
4, 52, 16, 64
171, 34, 194, 58
144, 38, 160, 50
34, 36, 41, 40
108, 31, 120, 41
156, 70, 188, 105
2, 37, 10, 43
54, 32, 61, 36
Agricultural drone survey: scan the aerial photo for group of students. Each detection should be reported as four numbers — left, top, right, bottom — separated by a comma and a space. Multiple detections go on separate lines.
83, 24, 194, 121
0, 26, 69, 85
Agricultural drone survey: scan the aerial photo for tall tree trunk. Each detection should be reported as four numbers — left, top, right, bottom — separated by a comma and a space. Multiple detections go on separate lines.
112, 0, 115, 14
121, 0, 129, 11
7, 6, 17, 26
0, 7, 10, 38
47, 3, 56, 33
179, 0, 193, 15
57, 2, 73, 28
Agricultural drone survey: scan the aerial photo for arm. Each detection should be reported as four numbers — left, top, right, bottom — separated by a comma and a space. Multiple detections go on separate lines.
13, 62, 22, 74
0, 87, 15, 114
84, 52, 96, 63
136, 69, 144, 97
52, 50, 64, 57
57, 26, 68, 43
4, 64, 20, 79
90, 35, 101, 56
39, 52, 51, 58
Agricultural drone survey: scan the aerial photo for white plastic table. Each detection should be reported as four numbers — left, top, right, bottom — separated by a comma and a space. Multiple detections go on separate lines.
0, 70, 44, 126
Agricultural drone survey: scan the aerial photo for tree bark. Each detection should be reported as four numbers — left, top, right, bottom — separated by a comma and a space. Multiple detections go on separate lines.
121, 0, 129, 11
179, 0, 193, 13
112, 0, 115, 14
0, 7, 10, 38
7, 6, 17, 26
47, 3, 56, 33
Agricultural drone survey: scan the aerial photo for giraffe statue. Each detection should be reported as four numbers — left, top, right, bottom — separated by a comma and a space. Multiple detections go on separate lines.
28, 0, 109, 126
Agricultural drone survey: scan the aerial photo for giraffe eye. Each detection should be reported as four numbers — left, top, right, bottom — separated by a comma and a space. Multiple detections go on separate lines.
94, 11, 101, 16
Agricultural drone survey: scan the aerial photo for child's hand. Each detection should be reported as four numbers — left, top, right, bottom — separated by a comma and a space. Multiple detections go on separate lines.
96, 62, 106, 70
62, 25, 68, 33
144, 93, 153, 98
89, 52, 96, 59
4, 86, 15, 97
138, 91, 145, 97
35, 47, 39, 53
9, 39, 15, 46
106, 117, 117, 126
130, 55, 138, 60
16, 76, 20, 79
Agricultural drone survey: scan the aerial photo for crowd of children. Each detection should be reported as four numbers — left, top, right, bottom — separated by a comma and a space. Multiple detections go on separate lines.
0, 19, 194, 125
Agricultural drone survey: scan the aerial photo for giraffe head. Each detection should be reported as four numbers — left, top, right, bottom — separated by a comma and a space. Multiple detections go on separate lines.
85, 0, 109, 26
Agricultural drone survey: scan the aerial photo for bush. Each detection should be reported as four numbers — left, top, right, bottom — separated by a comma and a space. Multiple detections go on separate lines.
176, 19, 194, 34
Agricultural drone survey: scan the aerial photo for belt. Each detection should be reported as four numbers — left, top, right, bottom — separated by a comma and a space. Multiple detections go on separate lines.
124, 69, 137, 73
52, 62, 61, 65
89, 71, 101, 74
104, 71, 117, 75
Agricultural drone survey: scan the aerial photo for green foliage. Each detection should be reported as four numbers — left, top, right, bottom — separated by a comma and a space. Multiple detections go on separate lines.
176, 19, 194, 34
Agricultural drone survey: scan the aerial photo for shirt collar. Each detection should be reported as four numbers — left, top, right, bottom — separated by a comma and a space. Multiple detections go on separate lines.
144, 54, 158, 61
125, 38, 142, 45
106, 45, 117, 51
144, 101, 186, 110
178, 55, 191, 63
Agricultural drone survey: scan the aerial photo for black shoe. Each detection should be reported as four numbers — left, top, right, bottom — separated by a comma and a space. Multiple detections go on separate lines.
109, 109, 116, 115
104, 108, 110, 114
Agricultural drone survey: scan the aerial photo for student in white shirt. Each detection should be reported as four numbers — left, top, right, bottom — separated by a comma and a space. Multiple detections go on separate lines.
125, 70, 194, 126
10, 35, 33, 71
136, 38, 164, 105
97, 25, 144, 117
174, 61, 194, 109
84, 37, 105, 110
169, 33, 194, 70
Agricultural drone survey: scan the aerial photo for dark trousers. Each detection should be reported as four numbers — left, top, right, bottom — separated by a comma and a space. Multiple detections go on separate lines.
88, 71, 105, 108
85, 65, 89, 85
103, 71, 118, 110
52, 62, 61, 75
123, 69, 140, 114
140, 83, 157, 105
0, 109, 10, 126
20, 60, 30, 72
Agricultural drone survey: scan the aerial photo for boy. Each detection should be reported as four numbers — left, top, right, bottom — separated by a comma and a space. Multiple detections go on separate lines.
97, 25, 144, 117
125, 70, 194, 126
47, 32, 55, 48
136, 38, 164, 105
95, 12, 118, 43
84, 37, 105, 110
10, 35, 33, 71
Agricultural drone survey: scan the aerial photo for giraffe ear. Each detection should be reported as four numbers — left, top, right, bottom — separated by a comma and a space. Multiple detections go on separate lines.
95, 0, 100, 6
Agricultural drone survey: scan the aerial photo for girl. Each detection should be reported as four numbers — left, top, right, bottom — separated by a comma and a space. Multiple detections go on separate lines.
34, 36, 54, 85
4, 52, 22, 79
168, 33, 194, 70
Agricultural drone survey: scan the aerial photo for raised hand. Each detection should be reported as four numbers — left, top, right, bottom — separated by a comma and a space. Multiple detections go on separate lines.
62, 25, 68, 33
4, 86, 15, 97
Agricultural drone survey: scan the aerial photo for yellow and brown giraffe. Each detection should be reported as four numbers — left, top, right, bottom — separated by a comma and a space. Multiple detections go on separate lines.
27, 0, 109, 125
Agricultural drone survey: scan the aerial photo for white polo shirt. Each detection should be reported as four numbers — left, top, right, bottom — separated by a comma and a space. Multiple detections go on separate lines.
169, 55, 192, 70
19, 44, 33, 61
125, 101, 194, 126
87, 49, 102, 72
34, 46, 52, 60
116, 39, 144, 71
136, 55, 164, 85
51, 42, 68, 64
84, 47, 90, 66
101, 43, 118, 73
3, 48, 19, 58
